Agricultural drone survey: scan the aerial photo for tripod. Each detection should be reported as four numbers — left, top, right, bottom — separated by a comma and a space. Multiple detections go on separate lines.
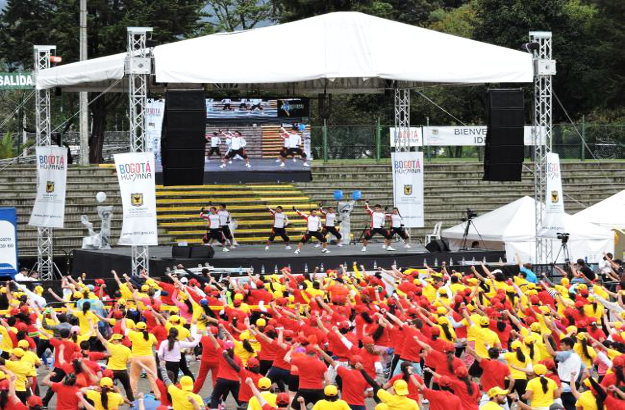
553, 240, 571, 264
460, 218, 485, 250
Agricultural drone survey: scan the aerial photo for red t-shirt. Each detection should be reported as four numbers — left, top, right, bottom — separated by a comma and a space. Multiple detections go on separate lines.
87, 351, 107, 361
337, 366, 368, 405
389, 373, 423, 402
450, 378, 480, 410
257, 336, 278, 361
606, 396, 625, 410
52, 382, 80, 410
216, 349, 243, 381
326, 331, 351, 359
428, 349, 465, 378
237, 368, 263, 402
50, 339, 79, 366
271, 340, 291, 370
291, 356, 327, 390
200, 337, 223, 364
479, 358, 511, 392
423, 388, 462, 410
400, 327, 425, 362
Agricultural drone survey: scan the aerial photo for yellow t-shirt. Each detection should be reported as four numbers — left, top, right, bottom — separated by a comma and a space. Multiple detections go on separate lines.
4, 359, 33, 391
0, 326, 13, 351
22, 351, 40, 377
312, 399, 351, 410
107, 342, 132, 370
168, 384, 204, 410
248, 392, 277, 410
526, 376, 558, 408
165, 323, 191, 341
74, 310, 99, 334
461, 314, 484, 342
480, 402, 505, 410
503, 352, 531, 380
574, 343, 597, 368
128, 330, 157, 357
474, 328, 501, 359
377, 389, 420, 410
86, 390, 124, 410
575, 390, 598, 410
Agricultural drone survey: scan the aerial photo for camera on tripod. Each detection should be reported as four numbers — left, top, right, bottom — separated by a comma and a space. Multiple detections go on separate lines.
462, 208, 478, 222
557, 232, 569, 244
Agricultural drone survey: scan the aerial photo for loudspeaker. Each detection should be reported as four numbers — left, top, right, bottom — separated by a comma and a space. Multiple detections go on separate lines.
172, 246, 191, 258
161, 89, 207, 186
190, 245, 215, 259
425, 239, 450, 253
484, 89, 525, 182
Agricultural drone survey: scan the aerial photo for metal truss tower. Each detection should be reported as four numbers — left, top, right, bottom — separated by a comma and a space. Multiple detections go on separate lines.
394, 88, 411, 152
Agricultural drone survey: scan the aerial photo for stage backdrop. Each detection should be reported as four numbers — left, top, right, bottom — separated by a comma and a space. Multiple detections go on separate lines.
392, 151, 424, 228
0, 208, 18, 276
540, 152, 566, 238
114, 152, 158, 245
28, 146, 67, 228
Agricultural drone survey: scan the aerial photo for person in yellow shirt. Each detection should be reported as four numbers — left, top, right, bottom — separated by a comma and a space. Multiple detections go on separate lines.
248, 377, 277, 410
127, 322, 160, 401
159, 361, 204, 410
503, 340, 532, 399
376, 379, 419, 410
470, 315, 502, 359
480, 387, 509, 410
94, 328, 135, 402
81, 377, 126, 410
0, 348, 35, 403
574, 334, 597, 369
17, 340, 41, 395
523, 364, 561, 409
312, 384, 351, 410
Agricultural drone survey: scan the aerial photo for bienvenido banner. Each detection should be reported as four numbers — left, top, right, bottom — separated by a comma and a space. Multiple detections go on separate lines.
540, 153, 566, 238
422, 126, 546, 146
114, 152, 158, 246
28, 146, 68, 228
391, 151, 424, 228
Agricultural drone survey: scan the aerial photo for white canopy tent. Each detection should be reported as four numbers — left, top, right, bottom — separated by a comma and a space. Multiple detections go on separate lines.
442, 196, 614, 263
36, 11, 533, 92
574, 190, 625, 229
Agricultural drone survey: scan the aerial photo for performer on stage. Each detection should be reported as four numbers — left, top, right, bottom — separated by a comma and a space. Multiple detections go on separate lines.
265, 206, 291, 250
221, 98, 233, 110
276, 127, 290, 164
362, 200, 393, 252
319, 205, 342, 247
250, 98, 264, 111
220, 131, 251, 169
206, 131, 222, 161
388, 207, 411, 249
200, 206, 229, 252
293, 207, 328, 254
279, 126, 309, 167
218, 203, 238, 248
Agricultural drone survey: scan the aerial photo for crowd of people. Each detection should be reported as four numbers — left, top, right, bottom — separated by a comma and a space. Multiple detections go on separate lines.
1, 253, 625, 410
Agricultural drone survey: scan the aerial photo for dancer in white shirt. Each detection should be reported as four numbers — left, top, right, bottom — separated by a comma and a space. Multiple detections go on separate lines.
293, 207, 329, 254
218, 203, 237, 248
200, 207, 229, 252
205, 132, 222, 161
265, 205, 291, 251
388, 207, 411, 249
320, 205, 342, 247
220, 131, 251, 169
362, 200, 393, 252
279, 125, 309, 167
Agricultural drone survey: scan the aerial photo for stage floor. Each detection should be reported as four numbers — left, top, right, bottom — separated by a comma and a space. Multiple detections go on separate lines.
72, 244, 506, 278
155, 158, 311, 184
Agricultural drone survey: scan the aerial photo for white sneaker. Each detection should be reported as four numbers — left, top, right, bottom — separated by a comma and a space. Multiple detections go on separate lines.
219, 164, 226, 169
404, 243, 411, 249
245, 163, 251, 168
280, 162, 285, 168
314, 243, 321, 248
361, 247, 367, 252
265, 246, 269, 251
223, 248, 230, 252
293, 158, 297, 163
337, 243, 343, 247
228, 160, 233, 164
382, 245, 387, 249
322, 248, 330, 254
285, 245, 292, 250
294, 249, 300, 254
386, 246, 396, 251
275, 159, 281, 162
303, 162, 310, 167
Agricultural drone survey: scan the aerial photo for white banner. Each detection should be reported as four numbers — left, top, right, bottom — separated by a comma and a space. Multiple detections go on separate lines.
28, 146, 68, 228
423, 126, 546, 146
114, 152, 158, 246
145, 99, 165, 162
389, 127, 423, 147
540, 153, 566, 238
392, 151, 424, 228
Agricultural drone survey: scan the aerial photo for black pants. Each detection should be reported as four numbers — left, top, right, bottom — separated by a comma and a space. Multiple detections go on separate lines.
292, 388, 323, 407
260, 359, 273, 376
207, 147, 221, 157
165, 361, 181, 384
510, 379, 527, 403
225, 148, 248, 160
179, 354, 194, 380
15, 390, 31, 404
561, 389, 577, 410
364, 227, 390, 240
301, 230, 326, 244
267, 366, 291, 392
287, 147, 307, 159
204, 228, 225, 245
269, 227, 290, 243
42, 367, 66, 405
389, 354, 401, 377
323, 226, 342, 241
210, 378, 241, 408
222, 225, 234, 241
113, 369, 135, 402
391, 227, 408, 240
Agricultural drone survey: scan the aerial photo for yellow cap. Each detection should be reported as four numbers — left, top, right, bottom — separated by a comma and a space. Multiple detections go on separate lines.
567, 326, 578, 334
169, 315, 180, 323
534, 364, 547, 375
239, 330, 250, 341
100, 377, 114, 388
234, 293, 244, 301
393, 379, 409, 396
136, 322, 147, 330
324, 385, 338, 396
11, 348, 24, 358
17, 340, 29, 349
256, 318, 267, 327
0, 287, 6, 294
436, 307, 447, 315
487, 387, 509, 398
530, 322, 542, 332
258, 377, 271, 390
480, 316, 490, 326
141, 285, 149, 292
73, 292, 82, 299
0, 371, 5, 380
180, 376, 194, 391
110, 333, 124, 341
34, 286, 44, 295
437, 316, 450, 325
375, 405, 390, 410
511, 340, 523, 350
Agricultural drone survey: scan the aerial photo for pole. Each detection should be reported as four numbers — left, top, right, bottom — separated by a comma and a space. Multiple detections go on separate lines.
79, 0, 89, 165
323, 118, 328, 163
581, 115, 585, 161
375, 117, 381, 162
426, 116, 431, 161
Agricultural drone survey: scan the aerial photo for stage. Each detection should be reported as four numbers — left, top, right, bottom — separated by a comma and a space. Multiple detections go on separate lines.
155, 158, 312, 184
71, 244, 506, 278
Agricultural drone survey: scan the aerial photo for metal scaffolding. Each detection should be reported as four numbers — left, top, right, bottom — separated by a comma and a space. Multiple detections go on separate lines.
394, 88, 411, 152
126, 27, 153, 275
530, 31, 556, 264
33, 45, 56, 280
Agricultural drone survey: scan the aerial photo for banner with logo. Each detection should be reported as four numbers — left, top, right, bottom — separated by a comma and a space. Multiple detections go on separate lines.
0, 208, 18, 276
540, 153, 566, 238
145, 99, 165, 162
28, 146, 68, 228
392, 151, 424, 228
0, 72, 33, 90
389, 127, 423, 147
114, 152, 158, 246
423, 126, 546, 146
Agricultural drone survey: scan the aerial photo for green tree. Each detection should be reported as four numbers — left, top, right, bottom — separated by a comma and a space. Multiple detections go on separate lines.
207, 0, 278, 31
0, 0, 207, 162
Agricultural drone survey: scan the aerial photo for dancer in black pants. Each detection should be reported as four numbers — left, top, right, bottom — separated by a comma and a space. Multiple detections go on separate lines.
266, 206, 291, 250
201, 207, 229, 252
320, 205, 342, 246
388, 207, 411, 249
207, 335, 242, 408
42, 328, 73, 407
293, 207, 329, 254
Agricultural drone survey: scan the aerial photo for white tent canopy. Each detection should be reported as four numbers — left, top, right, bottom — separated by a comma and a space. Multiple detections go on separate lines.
37, 12, 533, 92
442, 196, 614, 263
574, 190, 625, 229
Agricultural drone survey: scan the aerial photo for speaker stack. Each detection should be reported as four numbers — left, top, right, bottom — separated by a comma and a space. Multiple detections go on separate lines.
483, 89, 525, 182
161, 89, 207, 186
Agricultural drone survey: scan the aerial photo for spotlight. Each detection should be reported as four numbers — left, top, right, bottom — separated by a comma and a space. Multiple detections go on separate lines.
521, 42, 539, 53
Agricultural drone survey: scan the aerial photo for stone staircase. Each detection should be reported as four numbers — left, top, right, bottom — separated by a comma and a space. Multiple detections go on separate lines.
296, 161, 625, 243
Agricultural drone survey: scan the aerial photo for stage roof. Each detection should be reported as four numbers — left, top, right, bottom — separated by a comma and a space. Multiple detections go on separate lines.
36, 12, 534, 93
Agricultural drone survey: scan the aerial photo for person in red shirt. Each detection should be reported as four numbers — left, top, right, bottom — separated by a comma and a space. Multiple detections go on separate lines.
193, 326, 222, 393
41, 328, 79, 408
417, 375, 462, 410
316, 347, 369, 410
428, 366, 479, 410
41, 370, 79, 410
250, 322, 278, 375
286, 344, 327, 407
222, 355, 263, 406
208, 336, 243, 408
265, 329, 294, 392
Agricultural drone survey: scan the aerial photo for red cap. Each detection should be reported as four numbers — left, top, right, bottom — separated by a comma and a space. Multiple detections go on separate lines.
454, 366, 468, 378
27, 396, 43, 406
613, 356, 625, 368
95, 279, 105, 285
575, 300, 585, 308
283, 330, 294, 339
297, 335, 308, 345
113, 310, 124, 319
16, 323, 28, 332
430, 326, 441, 336
102, 369, 114, 378
437, 376, 452, 387
19, 306, 29, 313
442, 342, 455, 353
0, 380, 8, 390
530, 296, 540, 305
305, 344, 317, 355
9, 308, 19, 316
540, 359, 556, 370
362, 336, 374, 345
454, 294, 464, 304
72, 352, 83, 360
339, 321, 350, 330
246, 357, 260, 368
209, 326, 219, 335
349, 355, 363, 366
276, 392, 290, 405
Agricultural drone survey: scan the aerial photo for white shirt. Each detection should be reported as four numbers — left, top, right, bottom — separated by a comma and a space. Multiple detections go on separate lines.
371, 212, 386, 229
390, 214, 402, 228
288, 132, 301, 148
218, 210, 231, 226
306, 215, 321, 231
282, 133, 290, 147
272, 212, 288, 228
230, 136, 244, 150
222, 98, 231, 104
202, 213, 221, 229
324, 212, 337, 227
210, 136, 220, 147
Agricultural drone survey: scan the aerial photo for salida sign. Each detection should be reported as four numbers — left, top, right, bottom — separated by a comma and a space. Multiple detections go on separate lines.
0, 72, 33, 90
